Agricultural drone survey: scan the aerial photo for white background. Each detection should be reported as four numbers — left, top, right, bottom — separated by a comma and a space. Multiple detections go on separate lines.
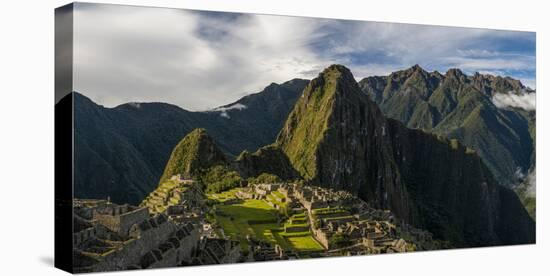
0, 0, 548, 275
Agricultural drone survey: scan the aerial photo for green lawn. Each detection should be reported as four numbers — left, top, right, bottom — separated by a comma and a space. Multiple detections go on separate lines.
210, 195, 325, 253
214, 199, 279, 244
285, 235, 324, 251
250, 223, 280, 243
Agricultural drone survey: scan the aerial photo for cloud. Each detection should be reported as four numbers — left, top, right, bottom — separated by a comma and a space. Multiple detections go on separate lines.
209, 103, 247, 119
516, 167, 536, 197
317, 21, 535, 83
526, 169, 536, 197
74, 3, 339, 110
73, 3, 536, 110
492, 92, 536, 111
444, 56, 534, 71
515, 167, 536, 197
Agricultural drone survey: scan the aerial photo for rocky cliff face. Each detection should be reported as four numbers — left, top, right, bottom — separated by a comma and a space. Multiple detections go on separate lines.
158, 128, 228, 184
358, 66, 535, 188
277, 65, 534, 247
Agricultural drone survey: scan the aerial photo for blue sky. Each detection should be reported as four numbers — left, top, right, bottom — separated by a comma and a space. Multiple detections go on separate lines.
74, 3, 536, 111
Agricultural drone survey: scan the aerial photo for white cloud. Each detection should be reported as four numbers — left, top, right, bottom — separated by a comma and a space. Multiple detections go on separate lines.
72, 3, 535, 110
73, 3, 334, 111
526, 169, 536, 197
212, 103, 247, 112
209, 103, 247, 119
442, 56, 534, 72
515, 167, 525, 179
492, 92, 536, 111
515, 167, 536, 197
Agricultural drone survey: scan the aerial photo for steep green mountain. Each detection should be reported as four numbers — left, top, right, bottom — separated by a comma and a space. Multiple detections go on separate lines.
156, 128, 242, 194
277, 64, 534, 247
73, 79, 308, 204
358, 65, 535, 188
158, 128, 228, 184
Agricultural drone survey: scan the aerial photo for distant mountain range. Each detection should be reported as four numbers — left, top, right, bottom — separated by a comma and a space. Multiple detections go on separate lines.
359, 65, 535, 189
151, 65, 534, 247
73, 79, 308, 204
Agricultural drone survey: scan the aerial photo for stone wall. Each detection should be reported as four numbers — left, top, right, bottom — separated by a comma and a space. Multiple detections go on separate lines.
312, 228, 330, 249
73, 227, 96, 246
93, 206, 149, 236
89, 215, 177, 271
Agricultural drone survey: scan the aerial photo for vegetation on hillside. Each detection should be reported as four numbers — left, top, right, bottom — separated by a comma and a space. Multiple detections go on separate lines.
275, 64, 534, 247
158, 128, 228, 185
200, 165, 242, 194
248, 173, 282, 184
359, 65, 535, 189
72, 78, 308, 204
234, 145, 300, 181
276, 65, 348, 180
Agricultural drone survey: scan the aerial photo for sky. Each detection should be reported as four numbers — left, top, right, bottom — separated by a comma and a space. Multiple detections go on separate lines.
73, 3, 536, 111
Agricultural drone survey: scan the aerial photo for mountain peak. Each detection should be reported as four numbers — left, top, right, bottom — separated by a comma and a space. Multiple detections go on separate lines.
388, 65, 428, 83
317, 64, 356, 83
158, 128, 227, 184
284, 65, 362, 113
278, 66, 534, 246
410, 64, 426, 73
471, 72, 531, 95
277, 64, 383, 182
317, 64, 359, 92
324, 64, 352, 73
445, 68, 466, 79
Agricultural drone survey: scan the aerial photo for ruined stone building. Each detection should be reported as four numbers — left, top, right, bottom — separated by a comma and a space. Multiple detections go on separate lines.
72, 200, 201, 272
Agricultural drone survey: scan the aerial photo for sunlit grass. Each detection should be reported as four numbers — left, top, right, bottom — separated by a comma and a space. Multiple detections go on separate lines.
285, 235, 324, 251
211, 196, 324, 253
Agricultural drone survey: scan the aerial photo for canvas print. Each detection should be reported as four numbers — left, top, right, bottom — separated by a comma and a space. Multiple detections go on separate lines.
55, 2, 536, 273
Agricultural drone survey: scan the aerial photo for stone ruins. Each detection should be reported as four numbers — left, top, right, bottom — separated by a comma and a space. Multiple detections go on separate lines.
73, 176, 441, 271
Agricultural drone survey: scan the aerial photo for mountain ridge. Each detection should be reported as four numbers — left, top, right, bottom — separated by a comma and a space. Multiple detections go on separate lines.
71, 63, 535, 230
275, 64, 534, 247
72, 78, 308, 204
358, 65, 535, 188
